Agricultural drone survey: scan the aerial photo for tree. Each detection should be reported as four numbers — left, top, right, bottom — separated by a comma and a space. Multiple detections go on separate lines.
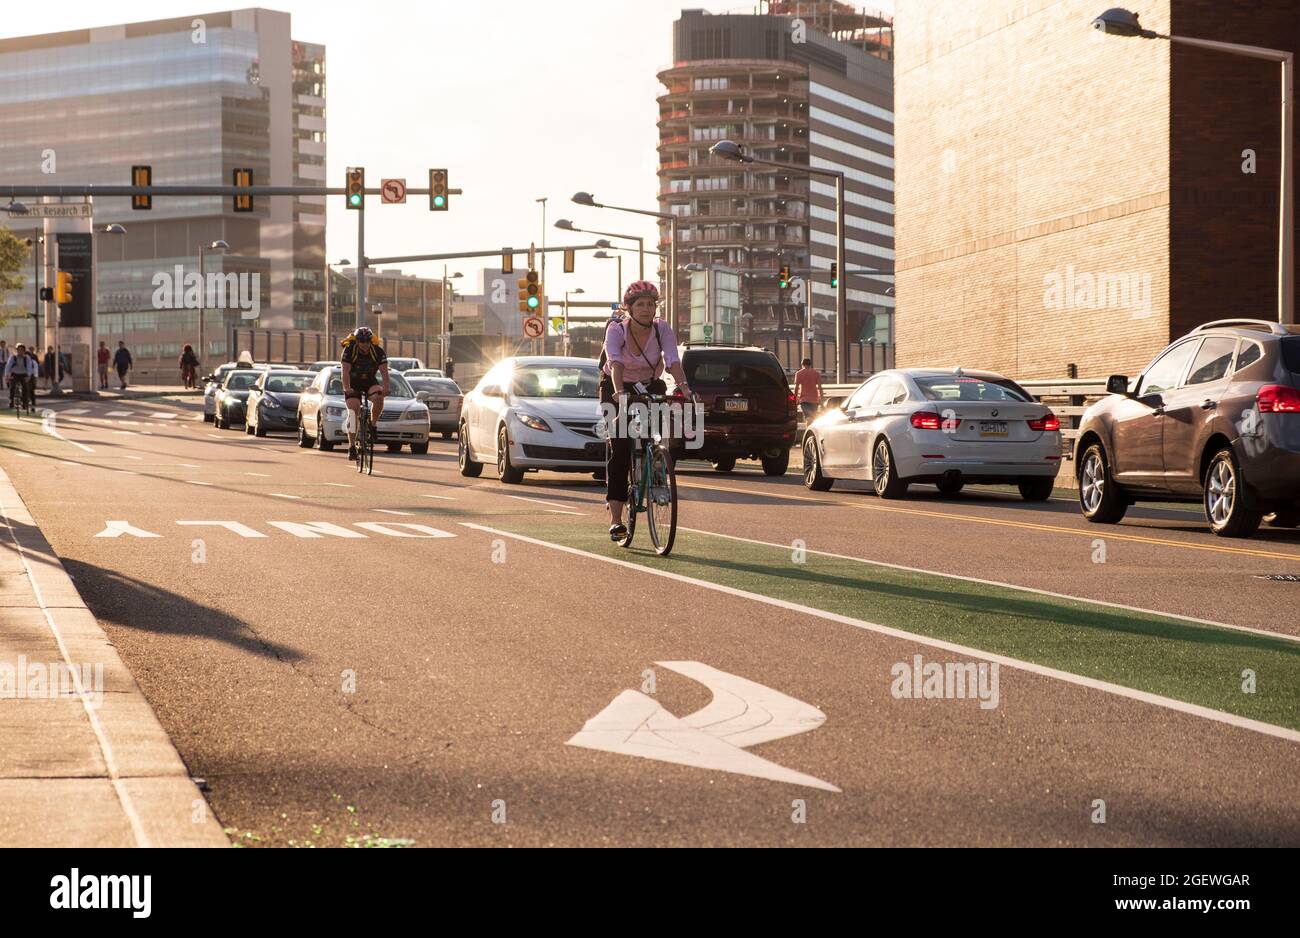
0, 227, 31, 328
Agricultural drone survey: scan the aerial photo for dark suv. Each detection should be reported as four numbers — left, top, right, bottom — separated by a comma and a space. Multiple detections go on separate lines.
1075, 320, 1300, 537
665, 346, 798, 475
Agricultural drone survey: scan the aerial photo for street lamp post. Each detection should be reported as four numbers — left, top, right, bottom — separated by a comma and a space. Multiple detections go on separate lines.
324, 258, 350, 359
196, 239, 229, 368
594, 251, 622, 300
1093, 7, 1294, 324
92, 224, 126, 394
441, 267, 462, 368
572, 192, 677, 334
709, 140, 849, 382
556, 220, 646, 279
563, 288, 585, 356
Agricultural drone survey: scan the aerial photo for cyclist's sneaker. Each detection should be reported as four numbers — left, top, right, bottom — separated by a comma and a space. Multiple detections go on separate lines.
609, 523, 627, 542
348, 445, 358, 462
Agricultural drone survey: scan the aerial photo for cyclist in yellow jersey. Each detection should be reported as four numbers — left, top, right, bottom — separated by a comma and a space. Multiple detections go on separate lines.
340, 327, 389, 461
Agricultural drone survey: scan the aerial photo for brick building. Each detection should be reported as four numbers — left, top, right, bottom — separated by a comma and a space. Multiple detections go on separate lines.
894, 0, 1299, 380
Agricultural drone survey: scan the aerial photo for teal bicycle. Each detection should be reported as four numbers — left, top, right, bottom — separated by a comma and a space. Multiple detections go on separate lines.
616, 393, 678, 556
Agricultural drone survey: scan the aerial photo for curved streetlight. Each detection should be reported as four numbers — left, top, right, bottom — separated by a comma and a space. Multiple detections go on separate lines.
710, 138, 850, 380
87, 224, 128, 394
562, 287, 585, 355
197, 239, 230, 363
557, 219, 647, 278
1091, 8, 1293, 323
4, 200, 29, 216
593, 250, 623, 299
572, 191, 676, 331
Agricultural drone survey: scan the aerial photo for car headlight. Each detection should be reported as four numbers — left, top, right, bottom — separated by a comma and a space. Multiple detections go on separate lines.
515, 411, 551, 432
325, 405, 345, 417
404, 404, 429, 421
261, 394, 282, 409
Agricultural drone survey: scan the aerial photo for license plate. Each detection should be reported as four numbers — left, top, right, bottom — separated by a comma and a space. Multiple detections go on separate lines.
724, 399, 749, 413
979, 421, 1009, 437
429, 400, 449, 410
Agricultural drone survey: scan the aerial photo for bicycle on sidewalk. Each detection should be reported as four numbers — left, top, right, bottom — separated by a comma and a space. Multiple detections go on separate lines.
614, 392, 679, 556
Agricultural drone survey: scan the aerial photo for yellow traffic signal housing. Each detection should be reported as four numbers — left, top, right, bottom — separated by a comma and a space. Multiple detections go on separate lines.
346, 167, 365, 210
55, 271, 73, 305
132, 165, 152, 210
502, 251, 514, 275
430, 168, 449, 211
778, 264, 791, 289
518, 270, 541, 312
563, 249, 575, 274
233, 168, 254, 212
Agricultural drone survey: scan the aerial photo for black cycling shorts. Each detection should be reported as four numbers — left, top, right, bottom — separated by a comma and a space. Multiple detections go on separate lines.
345, 382, 384, 400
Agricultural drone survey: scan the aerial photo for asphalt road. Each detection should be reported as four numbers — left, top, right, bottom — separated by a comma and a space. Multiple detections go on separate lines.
2, 398, 1298, 847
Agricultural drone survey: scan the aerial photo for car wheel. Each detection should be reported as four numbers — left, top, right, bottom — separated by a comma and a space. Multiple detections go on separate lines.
1204, 447, 1263, 538
459, 421, 483, 477
713, 457, 737, 474
761, 449, 790, 477
1078, 443, 1127, 524
386, 443, 403, 453
297, 417, 312, 448
203, 412, 214, 423
254, 415, 267, 437
315, 414, 335, 452
1018, 477, 1054, 502
592, 470, 607, 483
245, 416, 255, 435
442, 430, 453, 440
497, 426, 524, 484
802, 436, 833, 492
410, 441, 430, 455
935, 478, 964, 497
871, 438, 908, 499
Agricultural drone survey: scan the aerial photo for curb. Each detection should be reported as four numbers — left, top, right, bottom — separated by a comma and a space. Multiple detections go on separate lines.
0, 466, 228, 848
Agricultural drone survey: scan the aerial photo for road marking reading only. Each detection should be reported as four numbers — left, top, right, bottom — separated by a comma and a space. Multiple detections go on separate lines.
464, 523, 1300, 746
569, 661, 838, 792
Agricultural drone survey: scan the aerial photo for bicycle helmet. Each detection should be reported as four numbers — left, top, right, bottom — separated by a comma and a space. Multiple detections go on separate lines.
354, 326, 374, 343
622, 280, 660, 309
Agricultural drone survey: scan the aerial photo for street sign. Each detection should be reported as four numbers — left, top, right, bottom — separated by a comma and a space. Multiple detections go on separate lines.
380, 179, 407, 204
550, 318, 565, 334
10, 203, 93, 219
702, 324, 714, 339
805, 328, 816, 342
523, 316, 544, 339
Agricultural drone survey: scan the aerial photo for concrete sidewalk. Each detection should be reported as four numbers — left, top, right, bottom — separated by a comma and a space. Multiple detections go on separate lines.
0, 467, 227, 848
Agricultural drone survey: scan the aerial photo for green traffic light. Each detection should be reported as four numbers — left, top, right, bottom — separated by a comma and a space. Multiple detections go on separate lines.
349, 194, 361, 206
527, 296, 540, 309
831, 278, 838, 288
433, 195, 446, 208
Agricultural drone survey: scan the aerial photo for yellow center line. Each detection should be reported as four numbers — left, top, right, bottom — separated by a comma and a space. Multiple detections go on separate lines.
678, 480, 1300, 564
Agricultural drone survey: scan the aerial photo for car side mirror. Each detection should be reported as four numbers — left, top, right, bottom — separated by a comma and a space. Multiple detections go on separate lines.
1106, 375, 1131, 397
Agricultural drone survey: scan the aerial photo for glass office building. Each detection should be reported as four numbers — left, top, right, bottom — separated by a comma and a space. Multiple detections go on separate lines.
0, 9, 325, 363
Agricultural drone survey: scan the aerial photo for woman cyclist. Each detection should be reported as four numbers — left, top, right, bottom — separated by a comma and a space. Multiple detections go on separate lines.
601, 280, 691, 542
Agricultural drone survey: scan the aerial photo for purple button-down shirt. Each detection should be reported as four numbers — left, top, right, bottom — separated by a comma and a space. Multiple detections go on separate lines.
603, 319, 680, 384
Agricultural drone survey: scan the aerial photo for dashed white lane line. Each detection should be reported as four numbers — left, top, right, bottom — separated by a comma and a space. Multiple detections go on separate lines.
105, 411, 134, 417
121, 456, 143, 461
464, 523, 1300, 747
503, 493, 582, 511
177, 464, 202, 469
41, 410, 94, 454
418, 494, 456, 501
322, 483, 352, 488
246, 473, 271, 478
271, 494, 304, 500
546, 510, 585, 516
188, 481, 214, 487
375, 509, 414, 516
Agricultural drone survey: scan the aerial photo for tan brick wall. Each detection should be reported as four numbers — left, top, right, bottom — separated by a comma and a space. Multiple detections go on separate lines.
895, 0, 1175, 379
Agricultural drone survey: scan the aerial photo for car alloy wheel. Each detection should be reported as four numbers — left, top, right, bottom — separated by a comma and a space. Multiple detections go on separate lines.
1080, 450, 1106, 514
872, 441, 890, 491
1206, 458, 1235, 528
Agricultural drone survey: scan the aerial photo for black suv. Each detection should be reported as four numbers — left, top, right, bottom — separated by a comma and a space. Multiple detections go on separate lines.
665, 346, 798, 476
1075, 320, 1300, 537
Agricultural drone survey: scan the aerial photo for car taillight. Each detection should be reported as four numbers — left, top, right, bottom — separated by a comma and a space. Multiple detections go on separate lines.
1027, 413, 1061, 432
911, 411, 942, 430
788, 392, 798, 411
1257, 385, 1300, 413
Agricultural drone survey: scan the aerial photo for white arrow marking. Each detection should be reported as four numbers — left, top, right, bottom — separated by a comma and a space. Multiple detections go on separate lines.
105, 411, 134, 417
567, 661, 838, 792
41, 411, 93, 453
94, 521, 163, 539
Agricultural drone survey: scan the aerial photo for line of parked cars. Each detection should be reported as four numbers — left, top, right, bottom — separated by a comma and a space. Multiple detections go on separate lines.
202, 355, 463, 457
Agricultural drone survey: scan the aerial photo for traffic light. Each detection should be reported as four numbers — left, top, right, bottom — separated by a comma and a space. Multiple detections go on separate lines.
778, 265, 791, 289
346, 167, 365, 210
430, 169, 449, 211
131, 165, 152, 210
518, 270, 541, 312
39, 287, 53, 302
830, 263, 839, 288
502, 251, 514, 275
563, 249, 575, 274
54, 271, 73, 305
233, 168, 254, 212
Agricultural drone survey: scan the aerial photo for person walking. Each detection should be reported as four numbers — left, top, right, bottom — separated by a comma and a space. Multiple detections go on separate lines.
43, 346, 56, 390
97, 341, 111, 390
794, 358, 823, 424
113, 341, 133, 391
0, 341, 10, 398
443, 357, 455, 380
179, 344, 199, 390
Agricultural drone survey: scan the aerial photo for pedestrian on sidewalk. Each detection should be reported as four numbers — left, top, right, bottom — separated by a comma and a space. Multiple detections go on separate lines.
97, 341, 110, 390
43, 346, 58, 390
0, 341, 9, 396
179, 344, 199, 390
794, 358, 823, 424
113, 341, 133, 391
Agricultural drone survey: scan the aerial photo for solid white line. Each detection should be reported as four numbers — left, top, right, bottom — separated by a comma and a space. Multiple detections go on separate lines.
680, 527, 1300, 646
271, 493, 303, 500
246, 473, 271, 477
503, 493, 581, 510
121, 456, 143, 461
177, 464, 202, 469
41, 411, 94, 454
418, 494, 456, 501
105, 411, 134, 417
546, 510, 585, 516
0, 474, 151, 847
188, 481, 214, 487
462, 523, 1300, 746
375, 509, 414, 516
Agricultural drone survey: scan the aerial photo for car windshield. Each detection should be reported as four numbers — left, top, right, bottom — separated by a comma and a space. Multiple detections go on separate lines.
265, 374, 311, 393
511, 365, 600, 398
409, 378, 460, 394
324, 372, 413, 399
213, 365, 235, 382
685, 351, 788, 389
225, 371, 261, 390
389, 359, 419, 371
914, 375, 1033, 403
1283, 337, 1300, 375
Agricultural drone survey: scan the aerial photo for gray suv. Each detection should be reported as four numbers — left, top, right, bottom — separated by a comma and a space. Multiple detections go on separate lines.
1075, 320, 1300, 537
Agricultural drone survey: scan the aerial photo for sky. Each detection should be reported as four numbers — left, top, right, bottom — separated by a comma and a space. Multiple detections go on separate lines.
0, 0, 894, 304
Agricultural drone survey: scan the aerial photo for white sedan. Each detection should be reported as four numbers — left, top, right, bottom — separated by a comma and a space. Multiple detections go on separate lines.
802, 368, 1063, 500
296, 368, 430, 454
458, 357, 605, 484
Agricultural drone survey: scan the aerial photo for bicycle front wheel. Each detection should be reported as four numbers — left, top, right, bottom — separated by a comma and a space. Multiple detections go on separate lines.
646, 445, 677, 556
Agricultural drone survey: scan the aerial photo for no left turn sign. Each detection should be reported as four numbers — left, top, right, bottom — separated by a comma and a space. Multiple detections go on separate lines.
523, 316, 544, 339
381, 179, 407, 204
